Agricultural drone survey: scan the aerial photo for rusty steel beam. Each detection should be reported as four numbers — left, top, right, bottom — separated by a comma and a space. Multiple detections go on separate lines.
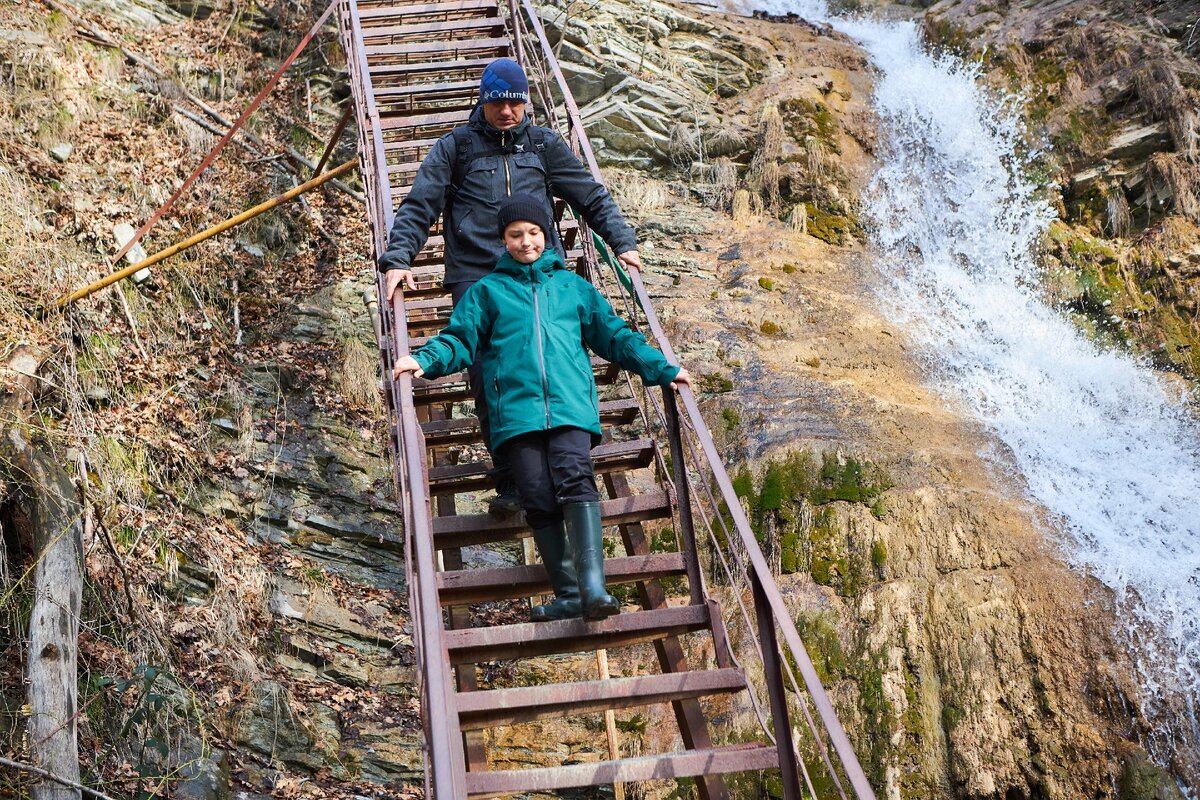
60, 159, 358, 306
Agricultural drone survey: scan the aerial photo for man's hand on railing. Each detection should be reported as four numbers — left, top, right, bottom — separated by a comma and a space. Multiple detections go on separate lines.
386, 268, 417, 300
670, 367, 691, 392
616, 249, 641, 272
393, 355, 424, 380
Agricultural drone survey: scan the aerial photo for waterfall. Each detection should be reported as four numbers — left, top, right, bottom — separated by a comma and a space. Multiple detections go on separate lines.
744, 0, 1200, 769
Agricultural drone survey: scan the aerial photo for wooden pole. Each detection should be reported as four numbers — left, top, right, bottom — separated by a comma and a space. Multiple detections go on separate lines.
59, 159, 358, 306
595, 649, 625, 800
2, 429, 84, 800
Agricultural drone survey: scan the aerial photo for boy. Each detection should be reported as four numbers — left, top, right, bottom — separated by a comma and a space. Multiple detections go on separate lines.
393, 194, 691, 621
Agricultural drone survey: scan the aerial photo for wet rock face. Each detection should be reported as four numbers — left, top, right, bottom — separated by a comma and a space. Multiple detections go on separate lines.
919, 0, 1200, 380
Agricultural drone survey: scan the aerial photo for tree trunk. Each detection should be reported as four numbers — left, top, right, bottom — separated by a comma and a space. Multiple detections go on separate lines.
4, 428, 83, 800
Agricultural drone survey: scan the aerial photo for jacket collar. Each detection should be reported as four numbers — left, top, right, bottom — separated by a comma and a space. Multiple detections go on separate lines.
468, 102, 532, 142
495, 249, 564, 279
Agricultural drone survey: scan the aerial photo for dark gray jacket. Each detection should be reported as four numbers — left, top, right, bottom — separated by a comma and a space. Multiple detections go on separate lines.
378, 104, 637, 285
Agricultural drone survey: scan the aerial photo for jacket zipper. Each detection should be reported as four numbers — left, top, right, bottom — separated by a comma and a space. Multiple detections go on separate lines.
502, 131, 512, 195
530, 263, 551, 429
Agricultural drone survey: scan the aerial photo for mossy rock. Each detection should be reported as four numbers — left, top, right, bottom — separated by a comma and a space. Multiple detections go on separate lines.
923, 16, 973, 58
779, 98, 840, 152
1119, 750, 1186, 800
697, 373, 734, 393
805, 203, 855, 246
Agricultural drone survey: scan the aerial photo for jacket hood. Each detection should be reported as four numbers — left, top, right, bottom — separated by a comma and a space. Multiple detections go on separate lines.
468, 102, 532, 140
494, 248, 564, 278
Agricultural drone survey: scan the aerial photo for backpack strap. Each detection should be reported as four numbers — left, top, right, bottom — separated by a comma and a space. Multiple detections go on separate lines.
528, 127, 554, 201
447, 126, 474, 207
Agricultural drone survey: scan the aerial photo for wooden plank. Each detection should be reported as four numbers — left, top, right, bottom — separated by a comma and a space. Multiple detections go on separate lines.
465, 745, 779, 796
427, 438, 655, 495
368, 56, 494, 80
364, 36, 510, 58
431, 490, 672, 549
362, 16, 506, 40
437, 552, 686, 606
444, 604, 710, 664
377, 108, 471, 132
359, 0, 498, 19
456, 667, 746, 730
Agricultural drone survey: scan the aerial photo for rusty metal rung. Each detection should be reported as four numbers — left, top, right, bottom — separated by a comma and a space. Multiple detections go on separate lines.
362, 16, 506, 40
375, 108, 471, 132
427, 437, 655, 496
368, 57, 494, 81
430, 490, 673, 550
437, 552, 686, 607
364, 36, 510, 58
464, 743, 780, 797
456, 666, 746, 730
360, 1, 498, 24
444, 603, 711, 665
421, 398, 640, 447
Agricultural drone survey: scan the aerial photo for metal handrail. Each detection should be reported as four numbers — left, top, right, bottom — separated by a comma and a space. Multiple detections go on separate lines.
335, 0, 466, 796
515, 1, 876, 795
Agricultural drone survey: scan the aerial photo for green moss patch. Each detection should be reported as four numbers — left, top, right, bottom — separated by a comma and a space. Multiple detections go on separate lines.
804, 203, 856, 245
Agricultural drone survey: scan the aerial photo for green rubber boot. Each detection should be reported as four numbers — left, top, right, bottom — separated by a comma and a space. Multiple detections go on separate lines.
529, 522, 582, 622
563, 502, 619, 621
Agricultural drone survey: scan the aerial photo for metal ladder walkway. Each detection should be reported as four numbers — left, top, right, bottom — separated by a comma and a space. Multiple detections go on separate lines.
334, 0, 878, 796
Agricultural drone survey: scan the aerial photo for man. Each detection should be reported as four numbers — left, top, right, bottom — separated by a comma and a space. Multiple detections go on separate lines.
380, 57, 643, 514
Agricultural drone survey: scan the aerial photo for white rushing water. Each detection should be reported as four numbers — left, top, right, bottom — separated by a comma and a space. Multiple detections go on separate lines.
744, 0, 1200, 761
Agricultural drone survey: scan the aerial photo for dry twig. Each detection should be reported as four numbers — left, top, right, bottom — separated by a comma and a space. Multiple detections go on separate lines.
0, 755, 118, 800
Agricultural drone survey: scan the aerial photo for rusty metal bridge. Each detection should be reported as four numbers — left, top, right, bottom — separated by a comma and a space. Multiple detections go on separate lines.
335, 0, 879, 795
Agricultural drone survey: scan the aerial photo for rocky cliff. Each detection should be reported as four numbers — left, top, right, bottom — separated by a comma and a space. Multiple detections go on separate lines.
0, 0, 1190, 798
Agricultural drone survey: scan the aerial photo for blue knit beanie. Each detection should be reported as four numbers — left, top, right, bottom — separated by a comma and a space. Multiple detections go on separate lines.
480, 58, 530, 104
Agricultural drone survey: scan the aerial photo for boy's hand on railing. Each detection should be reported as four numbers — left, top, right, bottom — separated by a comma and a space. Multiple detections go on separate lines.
393, 355, 424, 380
616, 250, 641, 272
670, 367, 691, 391
385, 268, 417, 300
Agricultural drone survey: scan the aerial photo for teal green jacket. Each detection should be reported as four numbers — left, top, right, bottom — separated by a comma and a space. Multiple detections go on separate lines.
411, 249, 680, 451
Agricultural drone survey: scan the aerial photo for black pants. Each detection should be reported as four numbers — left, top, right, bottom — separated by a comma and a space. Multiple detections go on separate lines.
450, 280, 509, 483
502, 428, 600, 528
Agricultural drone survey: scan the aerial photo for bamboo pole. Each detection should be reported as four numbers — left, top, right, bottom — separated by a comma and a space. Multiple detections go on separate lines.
59, 159, 358, 307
